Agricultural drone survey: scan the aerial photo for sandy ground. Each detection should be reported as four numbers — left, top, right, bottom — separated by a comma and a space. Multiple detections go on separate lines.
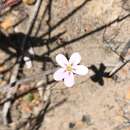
1, 0, 130, 130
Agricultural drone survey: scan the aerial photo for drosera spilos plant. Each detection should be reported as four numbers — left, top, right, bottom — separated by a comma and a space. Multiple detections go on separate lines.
53, 52, 88, 87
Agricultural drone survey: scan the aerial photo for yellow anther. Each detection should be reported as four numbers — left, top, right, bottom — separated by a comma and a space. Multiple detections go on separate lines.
66, 64, 73, 72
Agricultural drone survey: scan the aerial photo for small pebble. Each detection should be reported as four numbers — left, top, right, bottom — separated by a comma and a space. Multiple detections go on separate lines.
69, 122, 75, 129
81, 114, 92, 125
24, 56, 32, 69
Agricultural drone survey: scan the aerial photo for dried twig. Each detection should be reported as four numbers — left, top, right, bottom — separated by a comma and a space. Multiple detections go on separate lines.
2, 0, 42, 125
22, 0, 42, 68
2, 62, 20, 125
0, 68, 56, 105
10, 88, 51, 130
109, 59, 130, 77
103, 27, 130, 77
26, 91, 51, 130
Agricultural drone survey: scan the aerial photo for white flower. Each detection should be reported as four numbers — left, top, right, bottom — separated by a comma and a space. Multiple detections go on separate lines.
53, 52, 88, 87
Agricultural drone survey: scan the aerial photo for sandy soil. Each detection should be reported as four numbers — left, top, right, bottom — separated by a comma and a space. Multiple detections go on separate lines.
1, 0, 130, 130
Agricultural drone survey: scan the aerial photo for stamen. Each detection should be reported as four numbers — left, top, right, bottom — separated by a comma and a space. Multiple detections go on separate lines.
66, 64, 72, 72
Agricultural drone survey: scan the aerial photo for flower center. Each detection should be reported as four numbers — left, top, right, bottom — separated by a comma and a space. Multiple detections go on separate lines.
66, 64, 73, 72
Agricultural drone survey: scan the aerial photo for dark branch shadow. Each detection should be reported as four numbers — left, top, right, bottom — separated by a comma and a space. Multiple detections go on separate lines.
39, 0, 92, 38
1, 0, 130, 129
1, 0, 129, 73
28, 98, 67, 130
40, 13, 130, 56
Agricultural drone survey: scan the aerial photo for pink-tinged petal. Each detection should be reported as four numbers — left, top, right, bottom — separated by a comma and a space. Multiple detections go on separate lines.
56, 54, 68, 67
69, 52, 81, 65
64, 72, 74, 87
73, 65, 88, 75
53, 68, 65, 81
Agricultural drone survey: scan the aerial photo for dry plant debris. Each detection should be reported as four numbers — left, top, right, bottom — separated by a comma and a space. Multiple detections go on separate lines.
1, 0, 130, 130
